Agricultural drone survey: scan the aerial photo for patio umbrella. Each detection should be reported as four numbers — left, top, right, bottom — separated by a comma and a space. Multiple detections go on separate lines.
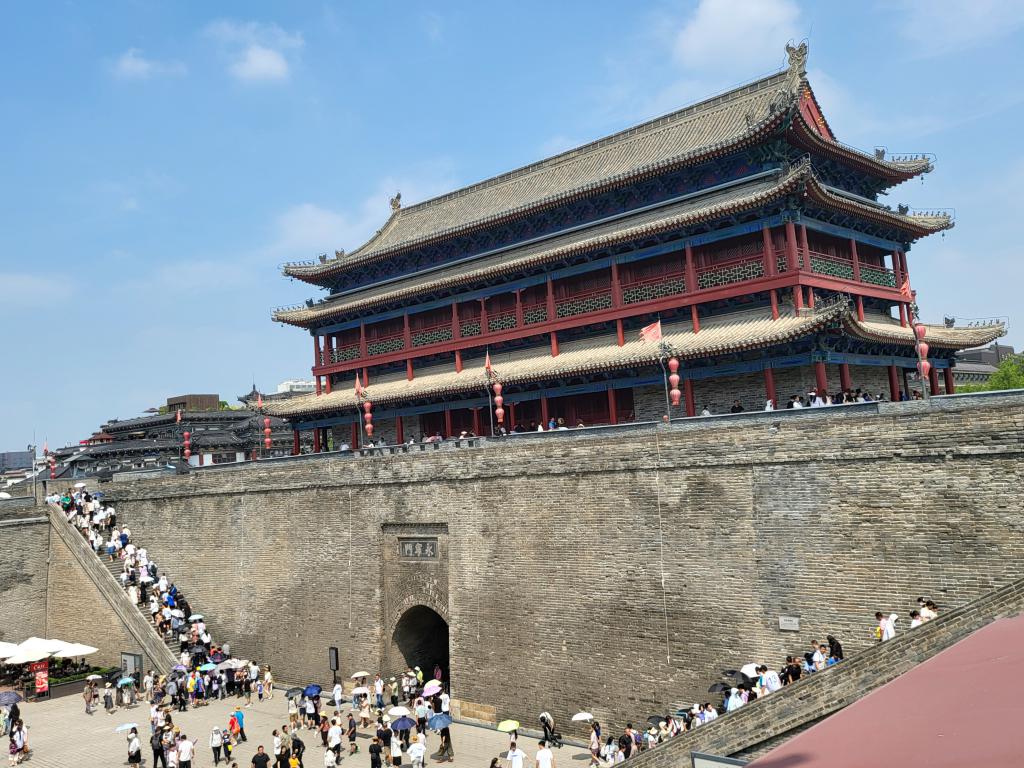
351, 671, 370, 679
571, 712, 593, 722
428, 713, 453, 730
0, 692, 23, 706
422, 680, 443, 696
0, 642, 19, 659
391, 716, 416, 732
351, 686, 369, 696
388, 706, 411, 718
3, 649, 50, 665
496, 719, 520, 733
114, 723, 138, 733
304, 684, 322, 697
198, 663, 217, 671
118, 677, 136, 687
18, 637, 67, 654
53, 643, 99, 658
286, 687, 304, 699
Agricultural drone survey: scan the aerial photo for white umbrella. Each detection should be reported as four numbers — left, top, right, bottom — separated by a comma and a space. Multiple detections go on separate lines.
351, 686, 369, 696
0, 492, 12, 499
86, 674, 104, 681
74, 482, 87, 488
571, 712, 593, 722
139, 575, 154, 583
114, 723, 138, 733
53, 643, 99, 658
351, 671, 370, 679
0, 642, 20, 659
18, 637, 68, 655
388, 706, 411, 718
188, 614, 204, 622
169, 609, 185, 618
740, 663, 761, 679
3, 649, 51, 665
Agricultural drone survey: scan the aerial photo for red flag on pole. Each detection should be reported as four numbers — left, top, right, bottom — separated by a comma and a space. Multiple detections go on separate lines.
899, 277, 912, 299
484, 349, 492, 375
256, 394, 263, 410
638, 320, 663, 342
355, 373, 363, 397
42, 441, 48, 456
176, 409, 182, 423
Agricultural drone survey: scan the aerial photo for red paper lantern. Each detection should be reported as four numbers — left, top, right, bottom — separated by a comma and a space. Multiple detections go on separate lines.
670, 387, 682, 406
264, 437, 272, 449
363, 412, 373, 423
914, 323, 927, 339
494, 395, 504, 408
183, 431, 190, 441
918, 360, 932, 378
363, 401, 373, 413
263, 417, 271, 429
667, 357, 680, 374
918, 342, 930, 358
365, 424, 374, 437
493, 382, 503, 396
184, 449, 191, 460
495, 406, 505, 423
668, 372, 680, 389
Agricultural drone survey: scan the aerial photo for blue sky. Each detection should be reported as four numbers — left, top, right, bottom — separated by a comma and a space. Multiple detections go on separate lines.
2, 0, 1023, 450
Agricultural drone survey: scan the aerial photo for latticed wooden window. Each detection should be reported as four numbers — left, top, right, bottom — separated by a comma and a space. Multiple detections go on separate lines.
487, 312, 517, 332
860, 265, 896, 287
332, 345, 361, 363
810, 255, 854, 280
622, 276, 686, 304
460, 320, 482, 337
523, 306, 548, 324
555, 293, 613, 318
697, 259, 765, 289
367, 337, 405, 355
411, 327, 454, 347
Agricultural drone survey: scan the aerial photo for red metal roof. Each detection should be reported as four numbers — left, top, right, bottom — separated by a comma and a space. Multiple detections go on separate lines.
749, 614, 1024, 768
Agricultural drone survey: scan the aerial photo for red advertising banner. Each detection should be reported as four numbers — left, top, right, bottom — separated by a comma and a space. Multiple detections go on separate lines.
29, 660, 48, 693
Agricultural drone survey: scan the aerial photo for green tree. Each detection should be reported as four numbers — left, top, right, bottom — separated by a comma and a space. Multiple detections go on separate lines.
958, 354, 1024, 392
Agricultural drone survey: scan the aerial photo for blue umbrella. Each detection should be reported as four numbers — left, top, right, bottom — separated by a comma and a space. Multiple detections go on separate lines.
198, 662, 217, 671
427, 713, 452, 730
118, 677, 135, 687
172, 664, 186, 672
391, 716, 416, 731
0, 692, 22, 706
304, 684, 322, 697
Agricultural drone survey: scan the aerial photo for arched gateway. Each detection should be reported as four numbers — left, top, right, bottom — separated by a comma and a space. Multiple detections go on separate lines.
390, 605, 450, 687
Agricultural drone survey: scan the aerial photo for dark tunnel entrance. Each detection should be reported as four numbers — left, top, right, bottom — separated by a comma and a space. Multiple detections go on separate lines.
392, 605, 450, 688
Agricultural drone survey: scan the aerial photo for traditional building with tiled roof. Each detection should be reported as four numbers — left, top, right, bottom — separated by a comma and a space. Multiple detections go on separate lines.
266, 43, 1003, 449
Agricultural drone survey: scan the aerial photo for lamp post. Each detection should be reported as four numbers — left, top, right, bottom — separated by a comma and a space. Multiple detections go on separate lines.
657, 341, 681, 421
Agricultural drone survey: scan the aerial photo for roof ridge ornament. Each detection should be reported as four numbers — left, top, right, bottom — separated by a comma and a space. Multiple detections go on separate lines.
390, 191, 402, 211
785, 40, 808, 86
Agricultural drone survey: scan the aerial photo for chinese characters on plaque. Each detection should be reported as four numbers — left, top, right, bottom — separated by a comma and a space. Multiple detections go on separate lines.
398, 537, 439, 560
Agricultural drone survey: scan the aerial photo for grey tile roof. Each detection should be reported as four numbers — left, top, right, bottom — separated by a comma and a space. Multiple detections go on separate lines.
847, 314, 1006, 349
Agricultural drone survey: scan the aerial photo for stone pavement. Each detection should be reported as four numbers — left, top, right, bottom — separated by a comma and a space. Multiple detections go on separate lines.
18, 693, 591, 768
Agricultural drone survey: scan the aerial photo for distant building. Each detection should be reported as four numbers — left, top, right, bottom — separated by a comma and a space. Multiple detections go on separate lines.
166, 393, 221, 412
276, 379, 316, 394
954, 342, 1016, 385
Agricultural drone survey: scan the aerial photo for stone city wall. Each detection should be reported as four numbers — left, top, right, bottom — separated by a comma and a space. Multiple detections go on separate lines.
74, 391, 1024, 734
0, 506, 50, 642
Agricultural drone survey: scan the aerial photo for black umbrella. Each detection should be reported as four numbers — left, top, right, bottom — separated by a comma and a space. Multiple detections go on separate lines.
285, 687, 304, 698
646, 715, 665, 727
188, 645, 206, 654
707, 682, 731, 693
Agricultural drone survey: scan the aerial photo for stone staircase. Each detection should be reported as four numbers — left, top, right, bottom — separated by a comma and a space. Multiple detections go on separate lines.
626, 574, 1024, 766
47, 504, 179, 671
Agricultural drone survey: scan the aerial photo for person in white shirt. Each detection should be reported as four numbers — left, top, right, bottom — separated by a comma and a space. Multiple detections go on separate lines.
390, 732, 403, 767
408, 735, 426, 768
176, 734, 194, 768
328, 719, 343, 757
760, 665, 782, 693
507, 742, 526, 768
439, 691, 450, 714
536, 742, 554, 768
127, 728, 142, 766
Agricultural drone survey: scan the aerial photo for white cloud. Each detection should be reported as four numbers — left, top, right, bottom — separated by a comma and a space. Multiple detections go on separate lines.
205, 20, 304, 83
112, 48, 186, 80
889, 0, 1024, 55
673, 0, 800, 76
230, 45, 290, 82
0, 273, 73, 311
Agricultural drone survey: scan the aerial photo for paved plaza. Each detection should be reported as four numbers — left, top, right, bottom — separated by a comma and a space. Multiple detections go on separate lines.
17, 693, 590, 768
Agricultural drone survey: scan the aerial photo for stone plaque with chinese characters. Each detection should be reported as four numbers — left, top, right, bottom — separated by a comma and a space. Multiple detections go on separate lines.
398, 537, 439, 560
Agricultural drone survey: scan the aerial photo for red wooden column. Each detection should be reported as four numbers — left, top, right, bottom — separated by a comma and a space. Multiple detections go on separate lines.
943, 367, 956, 394
892, 249, 904, 289
607, 387, 618, 425
508, 401, 516, 430
315, 376, 322, 396
540, 395, 549, 427
550, 332, 559, 357
359, 323, 367, 357
313, 429, 321, 452
799, 224, 811, 266
855, 296, 865, 321
313, 335, 322, 368
898, 303, 908, 327
792, 285, 804, 312
928, 366, 941, 396
616, 319, 625, 347
691, 305, 701, 333
610, 261, 623, 307
403, 313, 412, 350
454, 350, 463, 373
769, 289, 780, 320
888, 365, 901, 402
451, 302, 461, 340
545, 278, 556, 321
362, 367, 369, 386
395, 416, 404, 444
406, 359, 414, 381
350, 423, 359, 449
762, 225, 776, 276
684, 244, 697, 294
444, 409, 453, 438
514, 290, 524, 329
292, 430, 300, 455
472, 408, 482, 436
479, 299, 489, 336
849, 239, 862, 282
813, 361, 828, 393
325, 374, 332, 394
839, 363, 852, 392
763, 368, 777, 409
784, 221, 799, 272
806, 286, 815, 308
683, 379, 696, 417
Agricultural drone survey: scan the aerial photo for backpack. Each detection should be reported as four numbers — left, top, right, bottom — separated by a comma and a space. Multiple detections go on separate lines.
151, 732, 163, 751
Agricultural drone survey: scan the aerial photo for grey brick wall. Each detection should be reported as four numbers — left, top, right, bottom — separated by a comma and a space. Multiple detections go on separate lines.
0, 510, 49, 642
79, 391, 1024, 736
